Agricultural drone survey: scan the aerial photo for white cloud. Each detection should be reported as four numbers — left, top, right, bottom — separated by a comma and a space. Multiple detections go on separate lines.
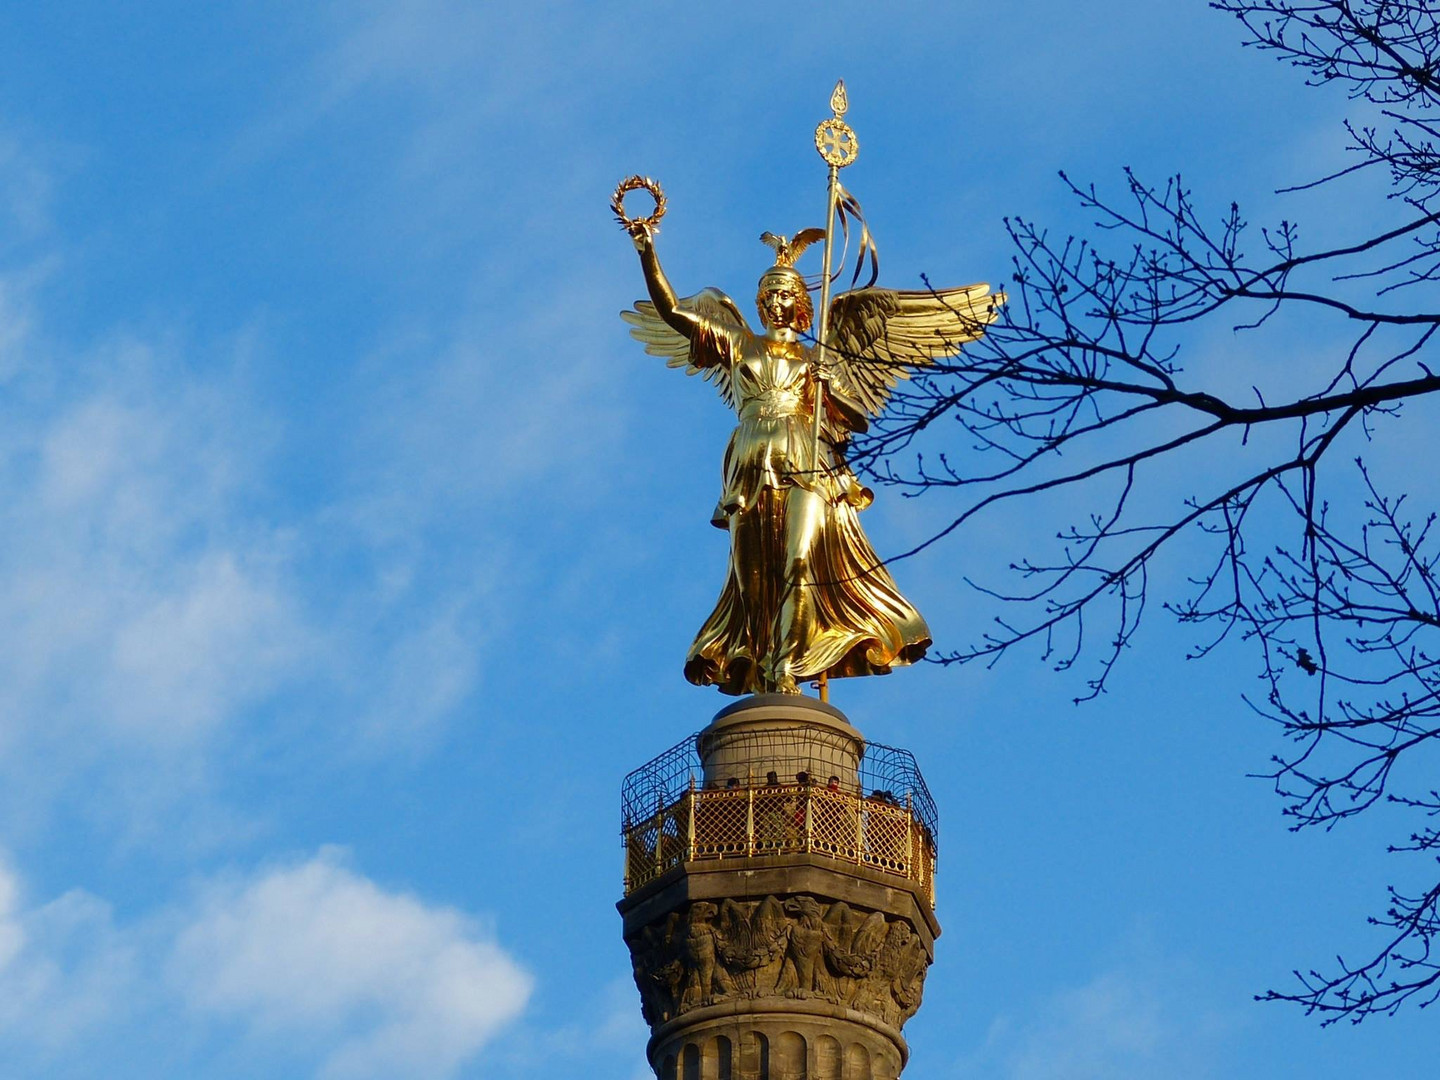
0, 128, 621, 831
225, 0, 528, 178
989, 969, 1165, 1080
0, 131, 53, 239
0, 140, 326, 843
0, 848, 530, 1078
350, 600, 485, 742
531, 975, 649, 1058
958, 947, 1236, 1080
0, 333, 312, 835
315, 0, 492, 99
0, 266, 39, 384
0, 858, 24, 969
0, 854, 136, 1058
171, 848, 532, 1079
0, 258, 551, 832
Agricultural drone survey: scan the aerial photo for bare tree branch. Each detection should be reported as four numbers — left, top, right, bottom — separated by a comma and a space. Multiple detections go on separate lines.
855, 0, 1440, 1024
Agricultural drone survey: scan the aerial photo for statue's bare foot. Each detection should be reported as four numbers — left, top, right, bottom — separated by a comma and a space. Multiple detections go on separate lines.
774, 675, 800, 694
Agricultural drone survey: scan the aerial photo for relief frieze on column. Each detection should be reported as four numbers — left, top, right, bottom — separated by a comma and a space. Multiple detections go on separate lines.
627, 894, 931, 1032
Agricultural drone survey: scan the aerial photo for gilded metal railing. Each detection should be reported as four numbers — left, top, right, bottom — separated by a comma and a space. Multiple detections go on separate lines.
623, 782, 937, 908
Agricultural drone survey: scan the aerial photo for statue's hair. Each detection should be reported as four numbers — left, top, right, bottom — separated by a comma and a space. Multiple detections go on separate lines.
755, 266, 815, 332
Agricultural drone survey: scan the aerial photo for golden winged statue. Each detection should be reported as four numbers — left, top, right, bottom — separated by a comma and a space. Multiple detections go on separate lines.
622, 219, 1001, 696
617, 95, 1001, 697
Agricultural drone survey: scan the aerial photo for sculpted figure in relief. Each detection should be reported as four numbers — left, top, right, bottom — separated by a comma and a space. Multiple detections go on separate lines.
681, 901, 733, 1007
779, 896, 830, 997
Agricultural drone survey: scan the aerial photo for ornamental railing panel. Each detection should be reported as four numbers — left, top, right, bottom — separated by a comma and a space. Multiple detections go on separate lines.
622, 782, 937, 908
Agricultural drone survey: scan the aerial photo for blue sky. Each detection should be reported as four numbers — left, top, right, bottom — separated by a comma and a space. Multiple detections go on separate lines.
0, 1, 1433, 1077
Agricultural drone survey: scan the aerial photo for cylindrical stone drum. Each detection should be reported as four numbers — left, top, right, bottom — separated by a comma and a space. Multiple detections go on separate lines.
696, 695, 864, 792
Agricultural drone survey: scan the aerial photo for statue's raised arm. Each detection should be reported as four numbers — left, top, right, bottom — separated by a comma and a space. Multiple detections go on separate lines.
616, 176, 752, 402
629, 225, 704, 341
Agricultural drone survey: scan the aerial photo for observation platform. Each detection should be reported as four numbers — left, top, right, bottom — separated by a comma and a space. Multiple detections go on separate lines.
620, 695, 939, 908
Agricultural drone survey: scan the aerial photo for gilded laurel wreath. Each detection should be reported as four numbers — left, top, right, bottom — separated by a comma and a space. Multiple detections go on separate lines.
612, 175, 667, 232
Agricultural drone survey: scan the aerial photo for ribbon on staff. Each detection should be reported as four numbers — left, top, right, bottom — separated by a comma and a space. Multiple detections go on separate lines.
808, 183, 880, 294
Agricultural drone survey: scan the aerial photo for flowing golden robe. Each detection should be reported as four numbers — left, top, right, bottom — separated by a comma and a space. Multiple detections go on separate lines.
681, 318, 931, 695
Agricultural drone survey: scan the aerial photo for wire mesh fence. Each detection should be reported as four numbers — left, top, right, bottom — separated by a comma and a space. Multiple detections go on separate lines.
620, 726, 939, 905
621, 727, 938, 840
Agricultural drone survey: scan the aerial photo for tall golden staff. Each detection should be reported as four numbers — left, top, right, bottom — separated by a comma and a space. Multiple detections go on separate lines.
809, 80, 860, 465
810, 81, 859, 702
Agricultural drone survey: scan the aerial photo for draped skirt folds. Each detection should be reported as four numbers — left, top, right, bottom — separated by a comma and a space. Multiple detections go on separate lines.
683, 484, 932, 696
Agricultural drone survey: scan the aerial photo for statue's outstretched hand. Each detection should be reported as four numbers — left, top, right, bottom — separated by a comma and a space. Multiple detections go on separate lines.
629, 222, 653, 253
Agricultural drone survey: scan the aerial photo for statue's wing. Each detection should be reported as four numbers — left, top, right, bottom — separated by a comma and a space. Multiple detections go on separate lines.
621, 287, 750, 408
825, 284, 1003, 424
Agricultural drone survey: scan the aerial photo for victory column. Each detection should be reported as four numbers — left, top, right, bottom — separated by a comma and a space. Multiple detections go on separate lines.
615, 83, 1001, 1080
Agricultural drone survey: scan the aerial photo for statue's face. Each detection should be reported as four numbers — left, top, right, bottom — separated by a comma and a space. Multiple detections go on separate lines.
761, 285, 800, 330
